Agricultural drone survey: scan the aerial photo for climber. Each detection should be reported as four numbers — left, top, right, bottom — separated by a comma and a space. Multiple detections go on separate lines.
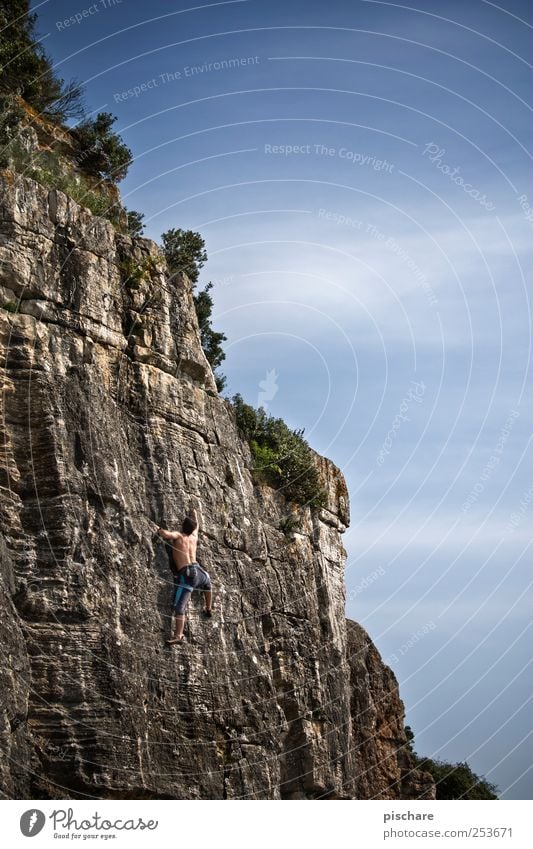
155, 506, 213, 645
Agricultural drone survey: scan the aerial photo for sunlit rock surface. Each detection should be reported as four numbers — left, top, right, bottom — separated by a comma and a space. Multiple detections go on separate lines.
0, 172, 434, 800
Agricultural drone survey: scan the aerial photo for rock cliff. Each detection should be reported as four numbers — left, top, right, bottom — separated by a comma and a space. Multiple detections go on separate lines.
0, 171, 434, 800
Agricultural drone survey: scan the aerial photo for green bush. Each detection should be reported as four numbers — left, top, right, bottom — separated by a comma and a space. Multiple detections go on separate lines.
0, 135, 29, 171
119, 255, 159, 288
404, 726, 498, 800
72, 112, 132, 183
31, 167, 119, 222
231, 394, 326, 508
0, 128, 123, 225
419, 758, 498, 800
161, 228, 207, 285
126, 209, 145, 238
2, 299, 19, 313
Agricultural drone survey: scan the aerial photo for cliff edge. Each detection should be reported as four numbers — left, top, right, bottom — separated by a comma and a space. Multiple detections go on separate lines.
0, 172, 434, 799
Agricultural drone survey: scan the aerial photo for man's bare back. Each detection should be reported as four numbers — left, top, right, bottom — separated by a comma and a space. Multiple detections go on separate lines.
168, 531, 197, 570
156, 507, 199, 571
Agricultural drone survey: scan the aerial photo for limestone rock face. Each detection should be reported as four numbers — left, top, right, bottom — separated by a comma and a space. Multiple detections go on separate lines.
0, 172, 434, 800
346, 621, 435, 799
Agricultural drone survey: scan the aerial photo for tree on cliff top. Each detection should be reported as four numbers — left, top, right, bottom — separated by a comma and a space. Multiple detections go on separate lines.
161, 228, 208, 285
0, 3, 133, 188
126, 209, 145, 238
0, 0, 84, 121
72, 112, 132, 183
161, 228, 226, 391
193, 282, 227, 392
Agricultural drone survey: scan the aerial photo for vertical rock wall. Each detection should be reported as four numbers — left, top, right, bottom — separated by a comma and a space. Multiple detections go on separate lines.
0, 173, 434, 800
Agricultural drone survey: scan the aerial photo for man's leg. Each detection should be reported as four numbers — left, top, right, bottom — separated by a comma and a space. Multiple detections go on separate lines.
172, 614, 185, 640
166, 587, 191, 644
198, 567, 212, 615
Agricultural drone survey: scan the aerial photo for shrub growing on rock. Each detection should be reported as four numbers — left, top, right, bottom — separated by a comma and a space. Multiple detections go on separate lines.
161, 228, 207, 285
232, 394, 326, 508
72, 112, 132, 183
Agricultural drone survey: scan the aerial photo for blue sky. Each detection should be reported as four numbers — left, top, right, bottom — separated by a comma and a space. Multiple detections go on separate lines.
34, 0, 532, 799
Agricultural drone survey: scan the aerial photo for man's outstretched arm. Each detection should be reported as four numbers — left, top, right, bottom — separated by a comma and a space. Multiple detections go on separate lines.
157, 527, 179, 541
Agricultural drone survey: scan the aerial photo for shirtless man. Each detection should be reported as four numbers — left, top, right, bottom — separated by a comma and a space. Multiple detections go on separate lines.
156, 507, 212, 645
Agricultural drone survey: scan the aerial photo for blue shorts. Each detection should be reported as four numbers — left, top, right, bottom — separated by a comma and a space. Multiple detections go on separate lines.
172, 563, 211, 615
